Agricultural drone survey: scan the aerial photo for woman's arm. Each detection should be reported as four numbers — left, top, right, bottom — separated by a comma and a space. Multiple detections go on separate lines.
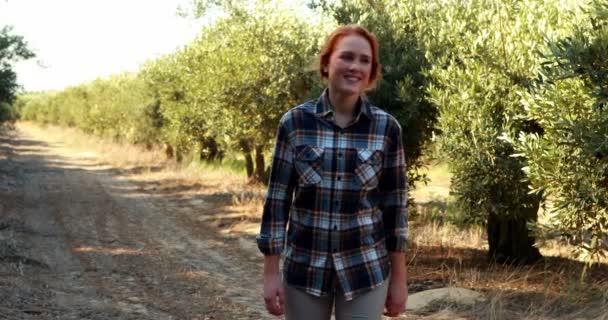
389, 252, 407, 280
257, 113, 296, 316
263, 255, 285, 316
256, 114, 296, 255
385, 252, 408, 317
378, 117, 408, 253
379, 117, 409, 317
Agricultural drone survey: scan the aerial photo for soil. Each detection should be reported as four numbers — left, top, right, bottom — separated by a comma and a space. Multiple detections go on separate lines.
0, 125, 269, 319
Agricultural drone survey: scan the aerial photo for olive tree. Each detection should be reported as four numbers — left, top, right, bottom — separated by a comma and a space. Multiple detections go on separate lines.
513, 0, 608, 264
180, 0, 329, 182
0, 26, 34, 123
393, 0, 585, 263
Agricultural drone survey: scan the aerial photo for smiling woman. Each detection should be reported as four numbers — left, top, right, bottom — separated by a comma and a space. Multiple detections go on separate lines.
257, 25, 408, 320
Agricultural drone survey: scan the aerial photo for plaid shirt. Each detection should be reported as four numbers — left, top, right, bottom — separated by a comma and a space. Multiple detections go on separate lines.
256, 88, 408, 301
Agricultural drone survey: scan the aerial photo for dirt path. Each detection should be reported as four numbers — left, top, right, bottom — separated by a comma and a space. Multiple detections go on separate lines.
0, 125, 270, 319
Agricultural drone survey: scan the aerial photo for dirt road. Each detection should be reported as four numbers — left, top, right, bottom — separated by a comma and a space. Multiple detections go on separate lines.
0, 125, 271, 319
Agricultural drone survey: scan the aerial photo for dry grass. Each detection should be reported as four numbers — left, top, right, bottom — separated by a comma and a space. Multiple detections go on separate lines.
17, 121, 250, 189
15, 121, 608, 319
409, 221, 486, 250
408, 160, 608, 319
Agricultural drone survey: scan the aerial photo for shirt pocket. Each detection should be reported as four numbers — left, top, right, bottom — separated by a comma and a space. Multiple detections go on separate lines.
294, 145, 324, 187
354, 148, 384, 190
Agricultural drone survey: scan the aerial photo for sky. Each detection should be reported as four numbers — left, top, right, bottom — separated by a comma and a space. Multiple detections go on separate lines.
0, 0, 205, 92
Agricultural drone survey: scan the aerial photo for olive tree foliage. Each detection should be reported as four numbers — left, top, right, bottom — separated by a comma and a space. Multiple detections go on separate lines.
17, 73, 159, 146
140, 53, 198, 161
165, 0, 331, 181
309, 0, 438, 192
512, 0, 608, 264
0, 26, 34, 123
390, 0, 586, 263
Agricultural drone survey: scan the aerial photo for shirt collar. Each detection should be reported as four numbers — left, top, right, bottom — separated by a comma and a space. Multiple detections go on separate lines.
315, 88, 373, 121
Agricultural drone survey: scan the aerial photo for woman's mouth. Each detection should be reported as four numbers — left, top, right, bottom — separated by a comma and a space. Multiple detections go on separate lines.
343, 75, 361, 84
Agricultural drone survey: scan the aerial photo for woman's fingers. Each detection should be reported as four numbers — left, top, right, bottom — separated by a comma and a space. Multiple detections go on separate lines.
383, 302, 401, 317
263, 273, 286, 316
383, 290, 406, 317
264, 295, 281, 315
277, 286, 286, 314
264, 286, 286, 316
278, 286, 285, 305
383, 292, 393, 316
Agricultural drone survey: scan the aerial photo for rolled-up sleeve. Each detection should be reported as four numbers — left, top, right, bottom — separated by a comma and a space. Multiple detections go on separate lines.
256, 114, 296, 256
379, 118, 408, 252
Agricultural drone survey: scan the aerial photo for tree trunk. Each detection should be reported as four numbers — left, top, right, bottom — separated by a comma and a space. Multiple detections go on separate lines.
175, 147, 183, 163
254, 144, 266, 183
164, 144, 174, 160
240, 140, 254, 179
487, 199, 542, 264
201, 137, 220, 161
207, 138, 219, 160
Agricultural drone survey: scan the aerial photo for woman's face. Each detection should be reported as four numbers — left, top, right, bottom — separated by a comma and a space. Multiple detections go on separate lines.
325, 34, 373, 97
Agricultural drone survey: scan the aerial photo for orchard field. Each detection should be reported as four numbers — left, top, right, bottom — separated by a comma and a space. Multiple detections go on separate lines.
1, 0, 608, 319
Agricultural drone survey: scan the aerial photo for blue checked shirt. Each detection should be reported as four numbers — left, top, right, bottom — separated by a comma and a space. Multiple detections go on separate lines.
256, 88, 408, 301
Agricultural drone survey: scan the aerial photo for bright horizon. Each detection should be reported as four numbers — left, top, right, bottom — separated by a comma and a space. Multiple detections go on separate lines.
0, 0, 205, 92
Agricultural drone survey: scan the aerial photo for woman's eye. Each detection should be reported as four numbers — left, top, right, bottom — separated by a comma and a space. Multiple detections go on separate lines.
340, 53, 354, 61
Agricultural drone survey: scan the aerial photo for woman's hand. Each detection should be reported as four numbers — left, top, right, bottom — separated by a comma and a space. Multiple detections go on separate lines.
384, 252, 408, 317
263, 273, 285, 316
262, 255, 285, 316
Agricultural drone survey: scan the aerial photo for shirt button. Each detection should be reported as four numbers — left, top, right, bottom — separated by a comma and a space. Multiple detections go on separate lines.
333, 248, 338, 253
333, 225, 337, 231
337, 152, 343, 158
337, 175, 342, 181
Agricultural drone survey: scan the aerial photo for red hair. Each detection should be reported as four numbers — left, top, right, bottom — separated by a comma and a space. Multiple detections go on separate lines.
318, 25, 381, 91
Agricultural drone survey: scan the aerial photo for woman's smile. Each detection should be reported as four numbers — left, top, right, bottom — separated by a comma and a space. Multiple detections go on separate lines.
343, 74, 362, 84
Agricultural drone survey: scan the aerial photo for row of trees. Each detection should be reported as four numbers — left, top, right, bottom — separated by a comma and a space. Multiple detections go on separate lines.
13, 0, 608, 264
18, 1, 332, 183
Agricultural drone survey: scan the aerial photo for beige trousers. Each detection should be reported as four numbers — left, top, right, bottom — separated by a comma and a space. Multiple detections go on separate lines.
283, 279, 389, 320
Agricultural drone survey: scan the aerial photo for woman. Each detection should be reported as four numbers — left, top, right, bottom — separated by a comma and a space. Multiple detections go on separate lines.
256, 25, 408, 319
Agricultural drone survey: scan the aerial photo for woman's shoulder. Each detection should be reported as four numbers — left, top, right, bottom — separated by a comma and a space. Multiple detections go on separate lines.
278, 98, 320, 125
292, 97, 319, 115
368, 104, 402, 131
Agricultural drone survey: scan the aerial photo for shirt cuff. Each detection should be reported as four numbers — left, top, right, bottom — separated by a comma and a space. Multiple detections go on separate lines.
256, 234, 286, 256
386, 235, 408, 252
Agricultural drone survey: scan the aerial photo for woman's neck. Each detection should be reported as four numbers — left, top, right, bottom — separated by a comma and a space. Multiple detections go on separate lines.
328, 87, 359, 117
